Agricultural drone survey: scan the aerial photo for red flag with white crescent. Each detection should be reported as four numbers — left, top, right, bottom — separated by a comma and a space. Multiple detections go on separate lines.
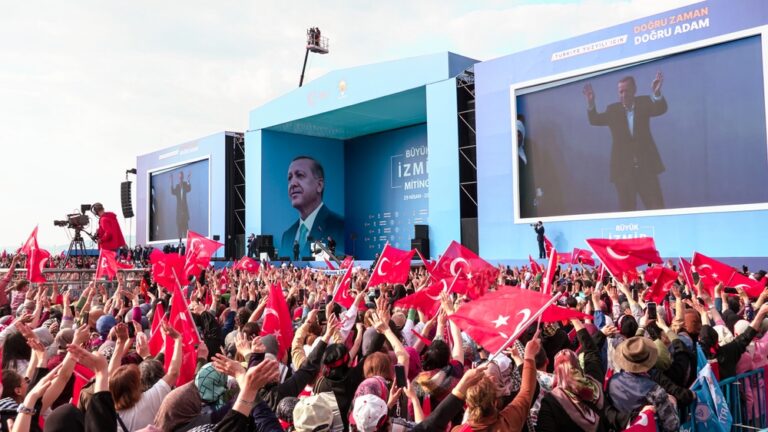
20, 226, 38, 256
448, 287, 588, 353
150, 250, 186, 290
679, 258, 695, 289
184, 231, 223, 279
367, 244, 415, 287
624, 406, 657, 432
727, 271, 766, 298
332, 265, 356, 310
432, 241, 498, 299
95, 249, 120, 280
148, 302, 165, 356
586, 238, 662, 280
543, 235, 553, 257
528, 255, 541, 276
27, 248, 50, 284
691, 252, 737, 297
260, 283, 294, 360
394, 277, 456, 318
643, 266, 678, 303
233, 256, 260, 274
541, 248, 558, 295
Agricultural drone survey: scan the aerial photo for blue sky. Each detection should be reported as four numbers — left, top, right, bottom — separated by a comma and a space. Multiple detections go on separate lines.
0, 0, 700, 251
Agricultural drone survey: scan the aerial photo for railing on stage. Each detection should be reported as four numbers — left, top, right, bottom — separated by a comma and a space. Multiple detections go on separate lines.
4, 267, 148, 289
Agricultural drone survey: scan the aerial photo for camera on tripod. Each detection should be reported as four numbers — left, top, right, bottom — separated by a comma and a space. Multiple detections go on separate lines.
53, 213, 90, 230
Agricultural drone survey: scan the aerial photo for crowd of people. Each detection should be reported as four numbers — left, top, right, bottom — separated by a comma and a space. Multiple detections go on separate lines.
0, 247, 766, 432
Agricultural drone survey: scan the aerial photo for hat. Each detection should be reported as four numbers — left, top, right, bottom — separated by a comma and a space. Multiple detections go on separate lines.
614, 336, 658, 373
352, 394, 388, 432
96, 314, 117, 337
293, 393, 334, 432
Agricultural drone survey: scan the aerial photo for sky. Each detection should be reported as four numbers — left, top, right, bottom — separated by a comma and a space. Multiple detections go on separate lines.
0, 0, 701, 252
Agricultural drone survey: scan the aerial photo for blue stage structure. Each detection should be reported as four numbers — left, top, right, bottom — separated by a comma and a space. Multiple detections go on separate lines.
245, 52, 477, 260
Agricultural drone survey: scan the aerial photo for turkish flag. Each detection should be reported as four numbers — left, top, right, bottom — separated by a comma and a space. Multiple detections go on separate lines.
541, 248, 559, 295
528, 255, 541, 276
432, 241, 498, 299
448, 287, 586, 353
586, 238, 663, 280
150, 250, 186, 291
727, 271, 766, 298
20, 226, 39, 255
332, 266, 356, 310
340, 256, 354, 270
169, 281, 200, 346
367, 244, 415, 287
184, 231, 223, 279
394, 277, 456, 318
558, 252, 572, 264
691, 252, 736, 297
27, 247, 50, 283
163, 335, 198, 386
679, 258, 695, 289
572, 248, 595, 266
260, 283, 294, 360
148, 303, 166, 356
643, 266, 678, 303
324, 258, 337, 270
624, 406, 657, 432
543, 236, 553, 257
95, 249, 121, 280
233, 256, 260, 274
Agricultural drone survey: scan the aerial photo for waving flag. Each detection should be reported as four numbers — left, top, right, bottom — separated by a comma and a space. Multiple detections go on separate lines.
529, 255, 541, 276
367, 244, 414, 287
643, 266, 678, 303
394, 276, 458, 318
332, 266, 356, 310
27, 248, 50, 283
543, 235, 554, 257
164, 282, 201, 386
449, 287, 588, 353
233, 256, 260, 274
339, 256, 354, 270
586, 238, 662, 280
184, 231, 223, 279
679, 258, 695, 289
324, 258, 337, 270
150, 249, 186, 290
20, 226, 39, 255
624, 406, 657, 432
261, 283, 294, 359
432, 241, 498, 299
691, 252, 736, 297
95, 249, 131, 280
727, 271, 766, 298
541, 248, 559, 295
572, 248, 595, 266
148, 302, 166, 356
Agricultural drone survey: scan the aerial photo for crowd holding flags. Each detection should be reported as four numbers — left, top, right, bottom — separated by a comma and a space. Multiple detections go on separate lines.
12, 223, 768, 429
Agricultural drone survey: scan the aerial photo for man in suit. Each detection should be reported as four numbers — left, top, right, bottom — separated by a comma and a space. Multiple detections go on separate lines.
170, 170, 192, 238
280, 156, 344, 259
583, 72, 668, 211
534, 221, 546, 259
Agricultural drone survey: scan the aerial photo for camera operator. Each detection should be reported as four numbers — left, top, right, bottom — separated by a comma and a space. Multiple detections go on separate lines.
532, 221, 546, 258
91, 202, 126, 251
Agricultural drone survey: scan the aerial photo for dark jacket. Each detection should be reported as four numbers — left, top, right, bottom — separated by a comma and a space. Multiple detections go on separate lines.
700, 324, 758, 380
213, 402, 283, 432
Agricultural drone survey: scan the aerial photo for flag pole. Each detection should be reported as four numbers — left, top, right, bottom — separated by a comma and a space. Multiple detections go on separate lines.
488, 293, 561, 363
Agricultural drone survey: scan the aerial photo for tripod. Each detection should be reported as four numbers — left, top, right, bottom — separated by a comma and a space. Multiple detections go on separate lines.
62, 228, 93, 269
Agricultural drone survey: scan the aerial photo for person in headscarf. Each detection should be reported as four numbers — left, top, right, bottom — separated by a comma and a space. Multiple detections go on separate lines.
535, 318, 606, 432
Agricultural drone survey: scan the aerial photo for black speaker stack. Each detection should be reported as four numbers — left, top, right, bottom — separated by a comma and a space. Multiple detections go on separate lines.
120, 181, 134, 218
411, 224, 429, 259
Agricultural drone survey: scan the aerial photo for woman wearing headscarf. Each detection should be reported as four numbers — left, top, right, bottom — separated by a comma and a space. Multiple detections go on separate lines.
536, 319, 607, 432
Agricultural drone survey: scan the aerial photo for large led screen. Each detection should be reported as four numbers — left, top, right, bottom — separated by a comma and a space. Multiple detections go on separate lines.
149, 158, 210, 242
515, 35, 768, 220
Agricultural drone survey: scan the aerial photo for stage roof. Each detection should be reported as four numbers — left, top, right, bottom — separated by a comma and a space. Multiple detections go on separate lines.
249, 52, 477, 140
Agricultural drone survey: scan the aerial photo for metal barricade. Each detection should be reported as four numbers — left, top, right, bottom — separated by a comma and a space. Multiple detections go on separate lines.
718, 368, 767, 432
3, 267, 148, 299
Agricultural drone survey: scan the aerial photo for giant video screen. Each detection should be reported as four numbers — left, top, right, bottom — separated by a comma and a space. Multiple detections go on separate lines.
149, 158, 210, 242
515, 35, 768, 220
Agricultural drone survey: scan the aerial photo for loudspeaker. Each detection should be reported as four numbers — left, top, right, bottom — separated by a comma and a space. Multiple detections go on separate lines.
257, 235, 273, 248
414, 224, 428, 239
411, 238, 430, 259
120, 181, 134, 218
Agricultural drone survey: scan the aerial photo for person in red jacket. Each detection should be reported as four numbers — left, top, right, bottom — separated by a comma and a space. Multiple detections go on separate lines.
91, 202, 126, 251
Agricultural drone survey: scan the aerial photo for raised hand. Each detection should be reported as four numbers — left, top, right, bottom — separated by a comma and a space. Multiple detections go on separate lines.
212, 353, 246, 378
67, 345, 108, 372
583, 83, 595, 105
652, 71, 663, 96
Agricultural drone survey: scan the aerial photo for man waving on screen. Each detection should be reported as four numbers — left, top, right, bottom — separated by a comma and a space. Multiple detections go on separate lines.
280, 156, 344, 260
583, 71, 667, 211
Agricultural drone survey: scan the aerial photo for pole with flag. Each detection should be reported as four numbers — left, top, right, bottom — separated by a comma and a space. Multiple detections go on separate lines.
489, 293, 560, 362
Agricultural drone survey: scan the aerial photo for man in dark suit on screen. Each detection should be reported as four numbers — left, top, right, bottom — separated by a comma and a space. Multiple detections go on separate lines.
280, 156, 344, 259
583, 72, 667, 211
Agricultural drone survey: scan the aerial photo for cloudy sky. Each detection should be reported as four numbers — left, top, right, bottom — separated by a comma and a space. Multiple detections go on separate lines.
0, 0, 700, 252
